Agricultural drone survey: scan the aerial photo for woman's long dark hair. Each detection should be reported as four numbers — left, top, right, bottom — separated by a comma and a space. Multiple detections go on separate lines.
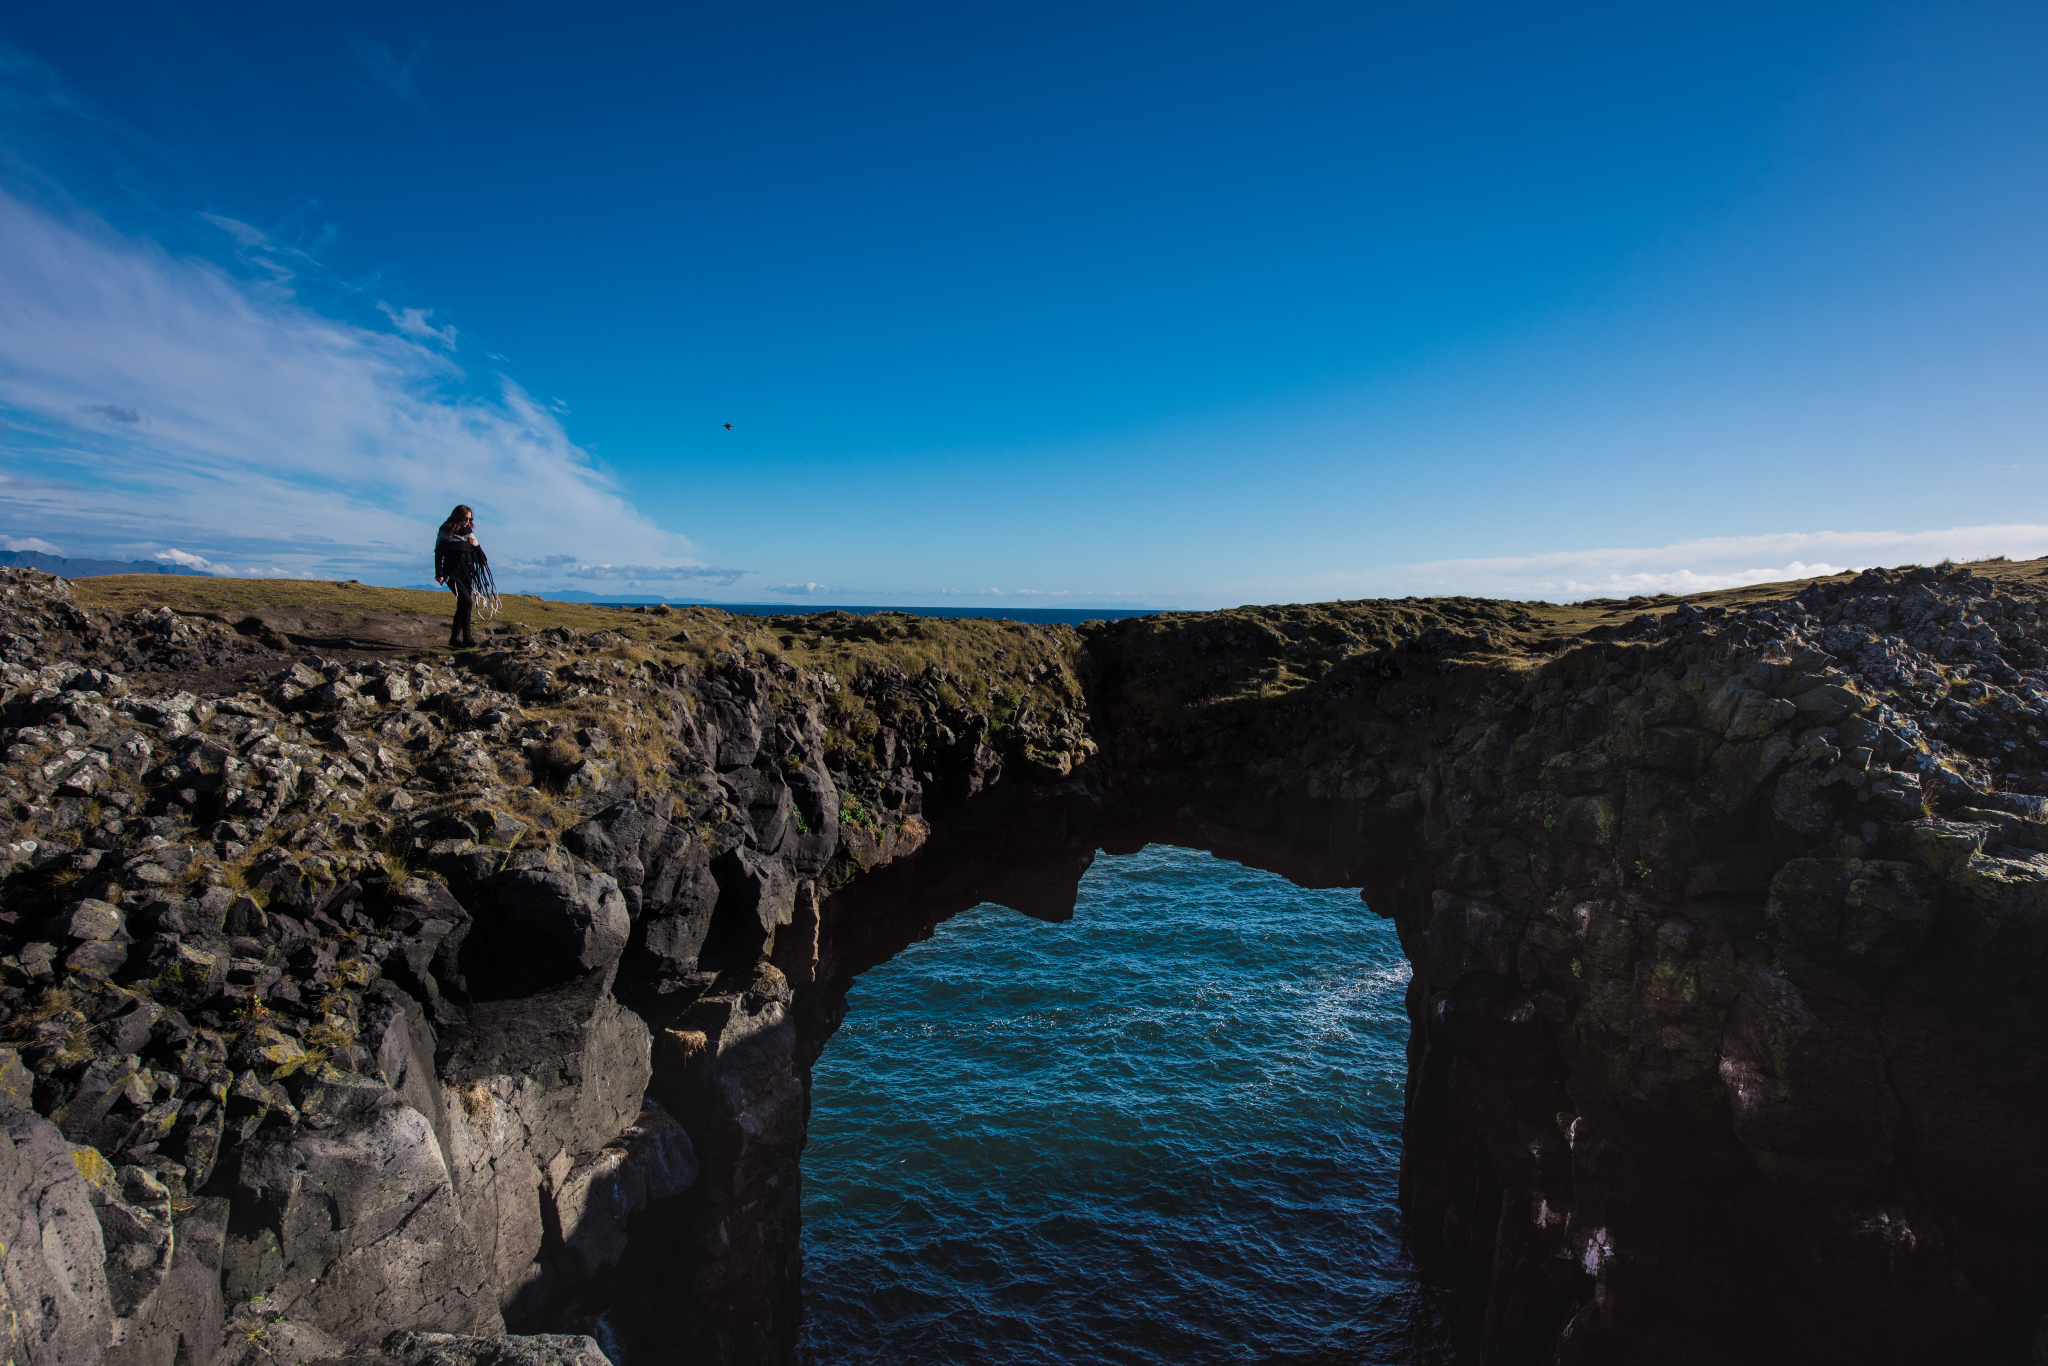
438, 503, 498, 618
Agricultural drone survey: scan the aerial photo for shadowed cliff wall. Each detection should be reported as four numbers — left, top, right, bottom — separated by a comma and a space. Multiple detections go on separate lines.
1081, 572, 2048, 1362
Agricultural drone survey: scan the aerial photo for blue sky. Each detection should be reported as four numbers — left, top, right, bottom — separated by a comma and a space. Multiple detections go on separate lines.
0, 1, 2044, 606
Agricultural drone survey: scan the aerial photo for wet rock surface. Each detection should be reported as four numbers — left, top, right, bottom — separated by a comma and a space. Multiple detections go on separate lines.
4, 562, 2047, 1364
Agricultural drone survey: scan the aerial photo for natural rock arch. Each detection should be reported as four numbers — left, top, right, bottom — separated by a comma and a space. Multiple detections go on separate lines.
4, 564, 2046, 1366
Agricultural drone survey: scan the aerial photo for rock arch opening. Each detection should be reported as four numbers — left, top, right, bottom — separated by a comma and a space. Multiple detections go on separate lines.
797, 842, 1442, 1365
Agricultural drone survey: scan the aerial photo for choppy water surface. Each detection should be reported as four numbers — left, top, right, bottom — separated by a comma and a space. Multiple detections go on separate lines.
799, 843, 1449, 1365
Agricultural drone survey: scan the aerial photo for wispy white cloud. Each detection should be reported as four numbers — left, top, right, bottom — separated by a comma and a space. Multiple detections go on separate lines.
197, 214, 267, 250
0, 188, 727, 588
377, 301, 456, 349
1239, 526, 2048, 604
151, 547, 230, 574
0, 534, 60, 553
504, 555, 745, 584
197, 213, 317, 283
347, 34, 430, 113
771, 582, 833, 595
933, 587, 1100, 600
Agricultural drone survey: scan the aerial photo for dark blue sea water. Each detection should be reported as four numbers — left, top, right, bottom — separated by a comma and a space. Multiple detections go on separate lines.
798, 843, 1449, 1365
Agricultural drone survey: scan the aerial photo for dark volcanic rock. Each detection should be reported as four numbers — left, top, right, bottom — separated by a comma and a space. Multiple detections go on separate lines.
2, 1109, 120, 1366
431, 846, 631, 999
6, 562, 2048, 1365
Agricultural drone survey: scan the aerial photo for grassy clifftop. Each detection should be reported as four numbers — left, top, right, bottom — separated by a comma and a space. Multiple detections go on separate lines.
69, 558, 2048, 767
68, 576, 1086, 723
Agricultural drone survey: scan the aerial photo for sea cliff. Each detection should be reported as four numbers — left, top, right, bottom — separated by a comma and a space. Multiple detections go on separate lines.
2, 563, 2044, 1364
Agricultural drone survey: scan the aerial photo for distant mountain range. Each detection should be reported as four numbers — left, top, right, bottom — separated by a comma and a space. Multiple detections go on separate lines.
1, 551, 212, 578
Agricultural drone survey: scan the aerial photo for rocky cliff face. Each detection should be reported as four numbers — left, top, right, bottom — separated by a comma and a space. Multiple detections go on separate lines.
3, 564, 2045, 1365
0, 574, 1101, 1366
1084, 568, 2048, 1363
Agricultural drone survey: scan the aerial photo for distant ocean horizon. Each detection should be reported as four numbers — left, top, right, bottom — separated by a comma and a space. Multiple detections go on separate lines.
399, 588, 1175, 625
595, 600, 1171, 625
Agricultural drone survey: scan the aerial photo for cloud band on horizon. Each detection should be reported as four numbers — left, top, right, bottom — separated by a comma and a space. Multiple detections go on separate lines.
1237, 525, 2048, 604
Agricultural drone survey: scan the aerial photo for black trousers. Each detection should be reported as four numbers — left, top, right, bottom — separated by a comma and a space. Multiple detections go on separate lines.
451, 587, 474, 644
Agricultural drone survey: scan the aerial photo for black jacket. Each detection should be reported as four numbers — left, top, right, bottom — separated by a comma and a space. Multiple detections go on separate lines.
435, 528, 488, 589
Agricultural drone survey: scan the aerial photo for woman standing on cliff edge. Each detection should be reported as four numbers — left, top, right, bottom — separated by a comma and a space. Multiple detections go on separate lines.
434, 504, 496, 648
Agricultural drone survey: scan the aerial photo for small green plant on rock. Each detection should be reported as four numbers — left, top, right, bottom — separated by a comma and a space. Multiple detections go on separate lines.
839, 795, 880, 832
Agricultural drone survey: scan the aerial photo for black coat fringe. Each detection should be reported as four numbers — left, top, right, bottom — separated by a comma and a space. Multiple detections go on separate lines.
435, 532, 498, 616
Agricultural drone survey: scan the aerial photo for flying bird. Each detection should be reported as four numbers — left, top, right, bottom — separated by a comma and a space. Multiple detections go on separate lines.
723, 423, 733, 430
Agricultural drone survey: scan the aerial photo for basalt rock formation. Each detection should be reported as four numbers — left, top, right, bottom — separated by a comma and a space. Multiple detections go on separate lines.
3, 563, 2046, 1365
1085, 570, 2048, 1363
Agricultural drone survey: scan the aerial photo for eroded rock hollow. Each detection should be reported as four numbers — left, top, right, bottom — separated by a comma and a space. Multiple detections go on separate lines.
3, 563, 2045, 1365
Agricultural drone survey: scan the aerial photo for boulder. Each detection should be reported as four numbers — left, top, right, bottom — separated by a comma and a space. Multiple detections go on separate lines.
433, 971, 653, 1317
64, 900, 125, 942
105, 1195, 231, 1366
213, 1097, 501, 1350
711, 847, 796, 939
551, 1103, 698, 1280
431, 846, 631, 1000
1, 1114, 114, 1366
718, 765, 789, 854
564, 800, 702, 918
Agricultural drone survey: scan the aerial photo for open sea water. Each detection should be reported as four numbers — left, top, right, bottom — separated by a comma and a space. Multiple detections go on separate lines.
798, 843, 1451, 1365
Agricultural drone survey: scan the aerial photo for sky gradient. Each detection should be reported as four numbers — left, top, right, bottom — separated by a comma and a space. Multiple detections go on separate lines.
1, 1, 2044, 606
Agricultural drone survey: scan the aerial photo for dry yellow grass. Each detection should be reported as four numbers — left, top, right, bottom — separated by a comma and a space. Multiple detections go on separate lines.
69, 576, 1093, 710
75, 574, 489, 619
69, 559, 2048, 720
